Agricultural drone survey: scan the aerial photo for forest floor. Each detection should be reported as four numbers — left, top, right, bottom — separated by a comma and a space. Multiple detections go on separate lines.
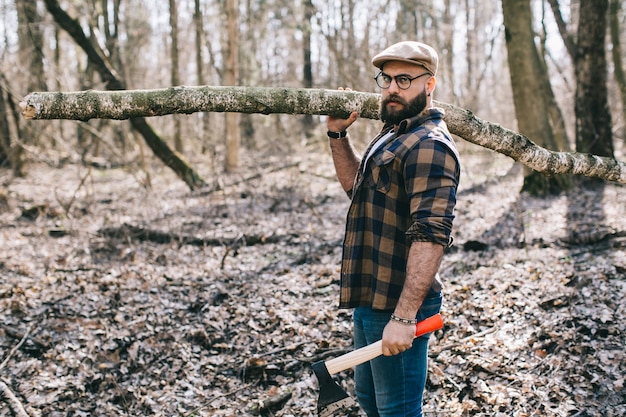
0, 137, 625, 417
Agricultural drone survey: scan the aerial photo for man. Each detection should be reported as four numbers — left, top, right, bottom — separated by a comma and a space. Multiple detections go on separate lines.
326, 41, 461, 416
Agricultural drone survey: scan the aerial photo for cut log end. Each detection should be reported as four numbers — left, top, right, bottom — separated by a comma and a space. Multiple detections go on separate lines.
19, 96, 36, 120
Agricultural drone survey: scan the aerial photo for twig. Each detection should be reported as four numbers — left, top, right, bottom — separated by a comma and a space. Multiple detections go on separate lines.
55, 165, 92, 217
0, 325, 33, 372
1, 325, 49, 352
0, 379, 31, 417
0, 326, 33, 417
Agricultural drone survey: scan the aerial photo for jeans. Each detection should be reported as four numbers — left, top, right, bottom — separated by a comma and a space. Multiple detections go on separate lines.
353, 294, 442, 417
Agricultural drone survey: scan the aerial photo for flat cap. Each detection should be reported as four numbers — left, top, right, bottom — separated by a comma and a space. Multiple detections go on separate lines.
372, 41, 438, 75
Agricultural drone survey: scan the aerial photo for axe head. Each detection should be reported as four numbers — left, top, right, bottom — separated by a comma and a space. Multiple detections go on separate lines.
311, 360, 359, 417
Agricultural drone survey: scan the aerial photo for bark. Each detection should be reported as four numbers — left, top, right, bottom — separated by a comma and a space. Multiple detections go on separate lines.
502, 0, 571, 195
0, 74, 24, 174
19, 86, 626, 184
224, 0, 240, 171
609, 0, 626, 133
0, 76, 12, 166
301, 0, 315, 135
575, 0, 613, 158
169, 0, 182, 152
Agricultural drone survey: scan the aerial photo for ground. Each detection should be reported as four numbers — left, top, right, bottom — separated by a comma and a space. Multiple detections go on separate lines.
0, 138, 625, 417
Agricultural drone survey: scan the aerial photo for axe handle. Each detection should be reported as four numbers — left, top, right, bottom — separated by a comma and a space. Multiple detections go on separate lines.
324, 313, 443, 375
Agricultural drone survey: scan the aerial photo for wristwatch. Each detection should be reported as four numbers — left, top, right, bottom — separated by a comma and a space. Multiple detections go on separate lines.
327, 130, 347, 139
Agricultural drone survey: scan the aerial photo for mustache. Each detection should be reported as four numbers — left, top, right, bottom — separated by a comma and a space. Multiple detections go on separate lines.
382, 95, 408, 106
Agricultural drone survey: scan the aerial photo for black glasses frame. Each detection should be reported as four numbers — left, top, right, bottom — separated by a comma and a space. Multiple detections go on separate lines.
374, 71, 431, 90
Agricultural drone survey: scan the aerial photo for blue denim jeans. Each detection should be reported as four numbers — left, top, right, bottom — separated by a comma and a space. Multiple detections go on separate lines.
353, 294, 442, 417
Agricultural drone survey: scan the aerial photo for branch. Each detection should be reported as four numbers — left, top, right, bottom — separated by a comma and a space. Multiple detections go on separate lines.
0, 326, 33, 372
0, 379, 31, 417
0, 325, 33, 417
438, 101, 626, 183
19, 86, 626, 184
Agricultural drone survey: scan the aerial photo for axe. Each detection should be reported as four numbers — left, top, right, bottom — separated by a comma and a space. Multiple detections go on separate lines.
311, 313, 444, 417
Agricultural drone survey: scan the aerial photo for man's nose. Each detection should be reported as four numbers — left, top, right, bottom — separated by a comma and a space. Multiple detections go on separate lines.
387, 78, 401, 93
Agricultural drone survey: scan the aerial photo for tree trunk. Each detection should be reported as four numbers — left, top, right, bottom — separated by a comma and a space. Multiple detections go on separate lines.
169, 0, 183, 153
225, 0, 240, 171
19, 86, 626, 184
547, 0, 577, 60
465, 0, 476, 109
43, 0, 206, 190
16, 0, 47, 93
609, 0, 626, 138
575, 0, 614, 158
0, 75, 12, 167
301, 0, 315, 136
193, 0, 213, 158
14, 0, 47, 175
502, 0, 571, 195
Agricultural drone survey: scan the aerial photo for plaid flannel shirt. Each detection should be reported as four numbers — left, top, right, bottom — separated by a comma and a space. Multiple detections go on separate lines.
339, 107, 460, 310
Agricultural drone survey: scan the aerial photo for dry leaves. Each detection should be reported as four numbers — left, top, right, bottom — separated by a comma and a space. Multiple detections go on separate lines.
1, 143, 625, 416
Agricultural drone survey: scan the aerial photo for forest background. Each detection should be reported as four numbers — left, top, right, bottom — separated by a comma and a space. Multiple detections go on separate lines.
1, 0, 625, 416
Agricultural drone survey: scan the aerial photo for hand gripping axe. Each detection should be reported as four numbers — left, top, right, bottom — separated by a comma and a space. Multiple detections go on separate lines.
311, 313, 444, 417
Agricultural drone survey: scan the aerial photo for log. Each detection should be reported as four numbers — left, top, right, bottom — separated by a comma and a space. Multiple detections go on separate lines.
19, 86, 626, 184
19, 86, 379, 121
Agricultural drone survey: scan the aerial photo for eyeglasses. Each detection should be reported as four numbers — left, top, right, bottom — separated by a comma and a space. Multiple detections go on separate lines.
374, 71, 431, 90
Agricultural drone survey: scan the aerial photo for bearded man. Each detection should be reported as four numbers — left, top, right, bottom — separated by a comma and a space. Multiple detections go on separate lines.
325, 41, 461, 417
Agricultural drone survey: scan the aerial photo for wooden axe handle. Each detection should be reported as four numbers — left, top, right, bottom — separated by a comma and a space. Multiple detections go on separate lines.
324, 313, 443, 375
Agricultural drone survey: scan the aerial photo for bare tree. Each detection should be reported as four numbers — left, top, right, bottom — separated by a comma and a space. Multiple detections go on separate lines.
12, 0, 47, 175
609, 0, 626, 139
502, 0, 571, 195
169, 0, 182, 152
43, 0, 206, 190
548, 0, 614, 158
575, 0, 613, 158
301, 0, 315, 136
225, 0, 240, 171
0, 74, 15, 169
193, 0, 213, 157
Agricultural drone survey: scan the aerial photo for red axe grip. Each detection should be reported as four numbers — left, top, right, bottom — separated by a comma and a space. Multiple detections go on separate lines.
324, 313, 443, 376
414, 313, 444, 337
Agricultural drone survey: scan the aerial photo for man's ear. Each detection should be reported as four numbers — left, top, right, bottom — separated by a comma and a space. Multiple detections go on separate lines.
427, 76, 437, 95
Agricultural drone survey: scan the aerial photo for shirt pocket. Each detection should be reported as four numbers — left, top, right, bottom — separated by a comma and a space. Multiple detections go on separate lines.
369, 149, 396, 193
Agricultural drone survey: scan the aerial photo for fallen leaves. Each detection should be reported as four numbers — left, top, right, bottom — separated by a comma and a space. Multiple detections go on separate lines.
1, 147, 625, 416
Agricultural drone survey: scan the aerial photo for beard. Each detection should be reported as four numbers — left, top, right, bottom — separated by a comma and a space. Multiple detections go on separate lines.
380, 89, 428, 125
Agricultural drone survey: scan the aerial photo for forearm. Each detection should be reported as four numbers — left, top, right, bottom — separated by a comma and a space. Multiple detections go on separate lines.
329, 137, 360, 193
393, 241, 444, 319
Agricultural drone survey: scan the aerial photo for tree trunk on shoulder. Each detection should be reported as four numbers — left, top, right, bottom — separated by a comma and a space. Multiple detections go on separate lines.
502, 0, 571, 195
19, 86, 626, 185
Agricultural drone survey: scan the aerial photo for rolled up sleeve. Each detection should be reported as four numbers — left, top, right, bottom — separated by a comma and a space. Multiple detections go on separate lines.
404, 138, 460, 247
